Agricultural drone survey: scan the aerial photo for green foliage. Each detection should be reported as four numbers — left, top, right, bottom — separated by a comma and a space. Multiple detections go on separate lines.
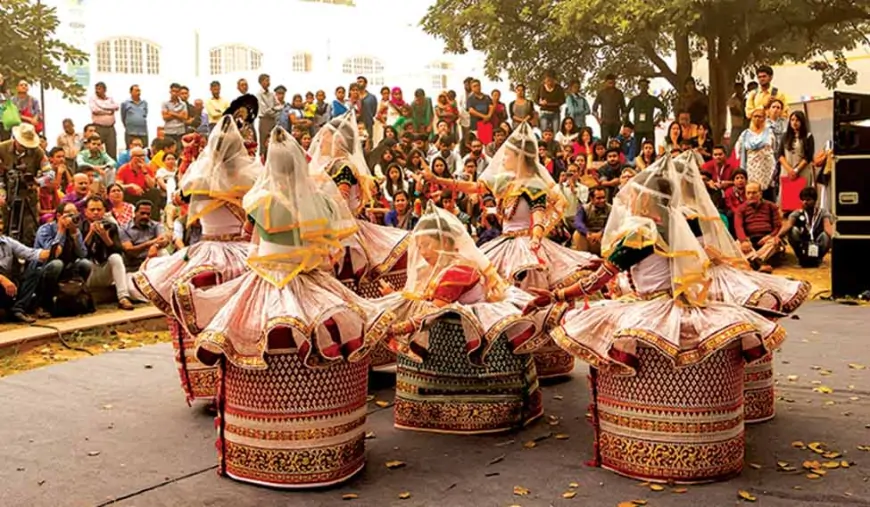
0, 0, 88, 102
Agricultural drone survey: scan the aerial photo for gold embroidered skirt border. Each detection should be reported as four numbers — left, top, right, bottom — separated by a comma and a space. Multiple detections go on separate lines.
533, 340, 575, 379
744, 352, 775, 424
168, 317, 218, 404
592, 344, 745, 484
394, 318, 543, 434
216, 352, 370, 488
343, 270, 408, 371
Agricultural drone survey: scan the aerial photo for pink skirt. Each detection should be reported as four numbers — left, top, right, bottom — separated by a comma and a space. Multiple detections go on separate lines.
341, 220, 409, 281
133, 239, 250, 316
480, 234, 600, 290
708, 264, 810, 317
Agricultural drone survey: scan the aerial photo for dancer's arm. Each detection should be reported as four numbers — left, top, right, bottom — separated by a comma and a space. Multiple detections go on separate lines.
421, 159, 482, 195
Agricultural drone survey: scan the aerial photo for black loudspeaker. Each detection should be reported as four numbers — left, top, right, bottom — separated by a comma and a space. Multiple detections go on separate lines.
834, 91, 870, 155
831, 237, 870, 298
832, 91, 870, 298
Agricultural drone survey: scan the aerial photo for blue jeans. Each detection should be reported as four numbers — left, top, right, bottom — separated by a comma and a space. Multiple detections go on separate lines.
539, 111, 561, 133
39, 258, 93, 310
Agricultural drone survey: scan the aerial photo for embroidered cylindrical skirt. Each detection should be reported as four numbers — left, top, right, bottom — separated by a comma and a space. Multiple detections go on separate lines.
347, 269, 407, 372
533, 341, 575, 379
592, 344, 745, 484
216, 352, 370, 488
168, 317, 218, 404
744, 352, 775, 424
395, 317, 543, 434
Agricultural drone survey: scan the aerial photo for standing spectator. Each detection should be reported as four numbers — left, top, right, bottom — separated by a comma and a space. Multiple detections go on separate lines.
179, 86, 203, 134
76, 135, 116, 185
457, 77, 473, 143
767, 98, 787, 153
357, 76, 379, 139
89, 82, 119, 158
0, 215, 52, 323
778, 110, 815, 214
535, 70, 566, 133
331, 86, 348, 118
255, 74, 278, 158
615, 122, 638, 162
776, 187, 833, 267
205, 81, 229, 132
34, 202, 93, 313
121, 85, 148, 148
679, 77, 708, 124
487, 90, 508, 135
564, 79, 591, 129
745, 65, 789, 118
434, 92, 458, 136
107, 183, 135, 227
80, 196, 134, 309
161, 83, 187, 149
592, 74, 626, 142
56, 118, 81, 170
236, 78, 249, 96
625, 78, 666, 146
313, 90, 331, 133
573, 186, 611, 255
12, 80, 43, 134
735, 106, 777, 201
410, 89, 434, 137
509, 84, 534, 128
466, 79, 493, 139
728, 81, 747, 149
735, 181, 783, 273
120, 200, 169, 271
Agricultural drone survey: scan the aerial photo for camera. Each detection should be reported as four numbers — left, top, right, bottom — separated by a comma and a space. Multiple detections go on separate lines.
65, 212, 81, 226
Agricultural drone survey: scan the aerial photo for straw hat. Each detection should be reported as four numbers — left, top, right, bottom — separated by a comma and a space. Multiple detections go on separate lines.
12, 123, 40, 149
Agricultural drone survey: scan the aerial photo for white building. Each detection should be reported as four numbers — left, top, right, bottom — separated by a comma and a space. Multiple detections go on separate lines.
42, 0, 497, 148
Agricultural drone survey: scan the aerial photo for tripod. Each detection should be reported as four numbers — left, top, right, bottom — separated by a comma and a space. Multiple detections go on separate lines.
3, 169, 39, 245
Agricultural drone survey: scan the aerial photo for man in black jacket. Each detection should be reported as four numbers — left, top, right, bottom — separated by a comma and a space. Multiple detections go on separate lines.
80, 196, 134, 309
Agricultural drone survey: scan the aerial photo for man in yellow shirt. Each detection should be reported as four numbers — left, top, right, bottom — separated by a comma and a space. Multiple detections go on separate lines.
205, 81, 230, 133
745, 65, 789, 118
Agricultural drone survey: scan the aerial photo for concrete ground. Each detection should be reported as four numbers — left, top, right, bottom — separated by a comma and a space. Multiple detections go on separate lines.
0, 301, 868, 507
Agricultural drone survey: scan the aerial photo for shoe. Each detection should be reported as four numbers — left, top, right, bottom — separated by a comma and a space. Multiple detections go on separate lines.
759, 264, 774, 274
118, 298, 134, 311
11, 312, 35, 324
35, 308, 52, 319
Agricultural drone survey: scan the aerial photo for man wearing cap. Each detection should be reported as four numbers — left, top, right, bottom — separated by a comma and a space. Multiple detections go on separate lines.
625, 78, 666, 146
0, 123, 48, 246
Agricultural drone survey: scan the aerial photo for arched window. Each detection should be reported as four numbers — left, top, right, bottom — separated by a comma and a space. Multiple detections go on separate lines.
342, 56, 385, 86
427, 61, 453, 92
292, 52, 313, 73
95, 37, 161, 75
209, 44, 263, 75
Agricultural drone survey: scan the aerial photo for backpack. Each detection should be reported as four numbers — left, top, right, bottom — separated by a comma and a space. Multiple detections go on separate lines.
51, 277, 96, 317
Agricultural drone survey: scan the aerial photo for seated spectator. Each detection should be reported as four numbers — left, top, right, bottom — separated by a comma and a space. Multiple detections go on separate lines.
149, 138, 177, 171
618, 167, 636, 193
485, 127, 507, 158
724, 168, 748, 234
573, 186, 611, 256
775, 187, 834, 267
384, 190, 418, 231
81, 196, 135, 309
438, 188, 471, 227
76, 135, 117, 185
34, 203, 93, 314
460, 137, 490, 177
107, 183, 135, 227
734, 181, 783, 273
115, 147, 155, 201
476, 205, 502, 247
46, 146, 73, 195
38, 166, 63, 224
702, 145, 736, 190
120, 200, 169, 271
0, 216, 53, 323
172, 212, 201, 251
116, 137, 150, 167
61, 173, 92, 215
597, 149, 623, 200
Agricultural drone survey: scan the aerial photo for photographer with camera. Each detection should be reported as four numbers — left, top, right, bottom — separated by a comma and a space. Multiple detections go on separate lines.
0, 214, 54, 323
79, 196, 135, 310
33, 203, 94, 316
0, 123, 48, 247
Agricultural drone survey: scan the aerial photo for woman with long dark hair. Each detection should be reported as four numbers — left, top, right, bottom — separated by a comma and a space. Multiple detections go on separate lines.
661, 121, 683, 155
777, 110, 814, 213
634, 139, 657, 170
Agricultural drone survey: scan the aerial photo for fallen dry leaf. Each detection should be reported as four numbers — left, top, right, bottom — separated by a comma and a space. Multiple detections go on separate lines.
822, 461, 840, 469
649, 484, 665, 491
806, 473, 821, 479
823, 451, 842, 459
562, 491, 577, 499
568, 482, 579, 488
631, 501, 648, 505
365, 431, 376, 440
738, 489, 757, 501
487, 454, 505, 466
858, 445, 870, 452
802, 460, 821, 470
398, 492, 411, 500
366, 395, 375, 401
672, 487, 688, 493
792, 441, 806, 449
848, 363, 866, 370
87, 451, 100, 457
813, 386, 834, 394
553, 395, 564, 400
555, 434, 570, 440
341, 494, 358, 500
748, 463, 762, 470
841, 461, 851, 468
375, 400, 390, 408
513, 485, 530, 496
523, 441, 537, 449
811, 469, 827, 476
787, 375, 799, 381
385, 460, 406, 469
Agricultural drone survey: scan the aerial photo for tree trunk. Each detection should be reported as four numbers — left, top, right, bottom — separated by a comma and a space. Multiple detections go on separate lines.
707, 35, 737, 144
674, 31, 692, 86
